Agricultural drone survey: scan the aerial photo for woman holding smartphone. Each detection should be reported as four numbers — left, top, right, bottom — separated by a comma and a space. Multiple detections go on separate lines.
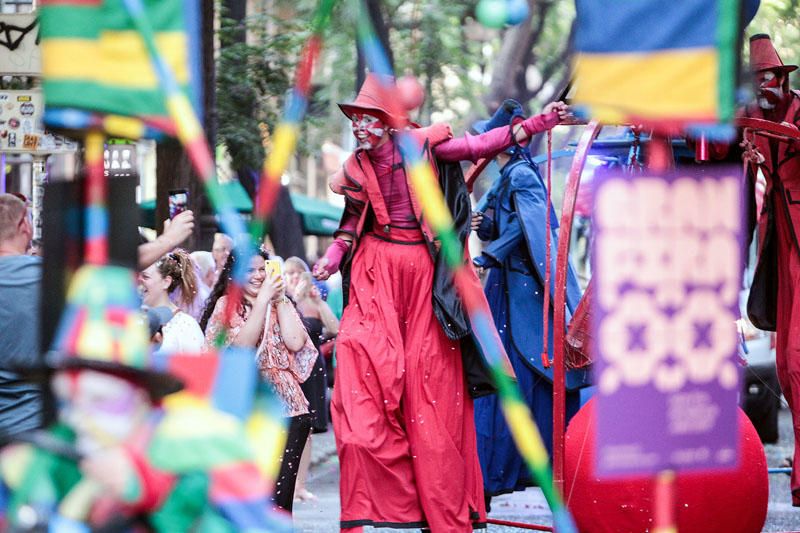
200, 249, 317, 514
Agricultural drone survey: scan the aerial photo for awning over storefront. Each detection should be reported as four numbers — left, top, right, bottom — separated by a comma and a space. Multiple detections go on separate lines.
140, 181, 342, 236
139, 180, 253, 228
290, 192, 343, 236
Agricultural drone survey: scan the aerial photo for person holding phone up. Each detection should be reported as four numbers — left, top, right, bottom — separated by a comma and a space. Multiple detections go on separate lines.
200, 249, 318, 515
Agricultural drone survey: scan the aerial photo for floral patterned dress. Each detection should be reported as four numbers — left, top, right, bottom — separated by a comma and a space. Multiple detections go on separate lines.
204, 295, 317, 417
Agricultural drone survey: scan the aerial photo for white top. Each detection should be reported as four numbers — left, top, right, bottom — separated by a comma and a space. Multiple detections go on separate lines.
159, 310, 205, 354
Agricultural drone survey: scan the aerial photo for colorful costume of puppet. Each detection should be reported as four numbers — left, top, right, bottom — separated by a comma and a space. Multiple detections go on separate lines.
0, 271, 287, 532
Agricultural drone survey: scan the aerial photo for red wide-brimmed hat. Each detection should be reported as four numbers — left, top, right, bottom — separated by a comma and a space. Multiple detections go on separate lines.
750, 34, 797, 73
338, 73, 401, 125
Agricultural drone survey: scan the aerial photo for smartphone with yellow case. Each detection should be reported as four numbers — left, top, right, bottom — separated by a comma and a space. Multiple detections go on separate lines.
264, 259, 282, 279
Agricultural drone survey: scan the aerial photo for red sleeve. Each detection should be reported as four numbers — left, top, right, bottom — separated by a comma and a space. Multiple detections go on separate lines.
433, 111, 559, 163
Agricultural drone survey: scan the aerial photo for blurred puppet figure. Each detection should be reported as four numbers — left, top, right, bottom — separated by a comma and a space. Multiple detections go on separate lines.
0, 329, 287, 531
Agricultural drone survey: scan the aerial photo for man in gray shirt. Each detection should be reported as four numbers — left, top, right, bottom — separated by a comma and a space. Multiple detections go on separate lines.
0, 194, 42, 435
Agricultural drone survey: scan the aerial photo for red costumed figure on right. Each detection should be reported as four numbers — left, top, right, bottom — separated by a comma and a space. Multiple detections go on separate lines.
739, 34, 800, 506
313, 74, 569, 531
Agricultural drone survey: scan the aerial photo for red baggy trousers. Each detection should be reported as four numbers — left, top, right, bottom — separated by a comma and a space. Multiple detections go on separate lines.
332, 228, 486, 531
773, 197, 800, 506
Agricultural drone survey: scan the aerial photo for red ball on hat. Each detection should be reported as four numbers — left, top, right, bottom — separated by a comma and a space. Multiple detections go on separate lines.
397, 74, 425, 112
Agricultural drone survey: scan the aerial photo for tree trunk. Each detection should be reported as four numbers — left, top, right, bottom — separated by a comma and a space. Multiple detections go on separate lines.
482, 0, 539, 111
197, 0, 218, 251
155, 142, 204, 251
155, 0, 217, 252
356, 0, 394, 90
268, 186, 308, 263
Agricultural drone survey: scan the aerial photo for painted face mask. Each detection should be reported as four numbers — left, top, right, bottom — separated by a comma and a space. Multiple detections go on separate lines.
756, 70, 785, 110
53, 370, 150, 455
351, 113, 386, 150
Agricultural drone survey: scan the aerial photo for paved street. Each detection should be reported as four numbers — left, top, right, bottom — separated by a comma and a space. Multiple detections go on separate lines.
295, 408, 800, 532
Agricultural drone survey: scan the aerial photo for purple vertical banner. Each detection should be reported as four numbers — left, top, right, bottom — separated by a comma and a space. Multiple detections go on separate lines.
592, 168, 744, 477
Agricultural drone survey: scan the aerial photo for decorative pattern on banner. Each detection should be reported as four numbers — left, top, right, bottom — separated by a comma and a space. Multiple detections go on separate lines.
592, 168, 744, 477
572, 0, 741, 132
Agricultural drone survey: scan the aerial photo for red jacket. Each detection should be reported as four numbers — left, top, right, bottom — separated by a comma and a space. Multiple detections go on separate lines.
744, 91, 800, 330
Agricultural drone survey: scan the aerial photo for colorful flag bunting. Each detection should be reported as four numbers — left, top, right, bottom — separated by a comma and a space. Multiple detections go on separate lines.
38, 0, 198, 130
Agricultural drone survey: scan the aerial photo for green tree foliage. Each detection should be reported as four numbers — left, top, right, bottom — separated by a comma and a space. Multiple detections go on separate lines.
216, 8, 305, 171
216, 0, 579, 156
217, 0, 800, 166
747, 0, 800, 78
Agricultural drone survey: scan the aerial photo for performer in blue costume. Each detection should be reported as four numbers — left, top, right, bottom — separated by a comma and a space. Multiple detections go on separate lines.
471, 100, 591, 504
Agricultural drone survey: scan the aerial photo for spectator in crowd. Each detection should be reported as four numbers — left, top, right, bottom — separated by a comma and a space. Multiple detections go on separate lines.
145, 305, 174, 350
0, 193, 43, 436
211, 232, 233, 281
191, 250, 216, 289
168, 252, 211, 322
201, 249, 318, 515
139, 250, 204, 354
28, 238, 42, 257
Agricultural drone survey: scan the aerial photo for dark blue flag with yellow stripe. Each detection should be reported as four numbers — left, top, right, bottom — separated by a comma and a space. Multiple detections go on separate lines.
572, 0, 744, 131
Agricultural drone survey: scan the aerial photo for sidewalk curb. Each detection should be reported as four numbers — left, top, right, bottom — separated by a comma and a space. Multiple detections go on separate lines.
311, 448, 337, 468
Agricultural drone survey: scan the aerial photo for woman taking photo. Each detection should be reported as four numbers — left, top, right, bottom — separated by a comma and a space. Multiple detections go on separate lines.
200, 250, 317, 514
139, 249, 204, 354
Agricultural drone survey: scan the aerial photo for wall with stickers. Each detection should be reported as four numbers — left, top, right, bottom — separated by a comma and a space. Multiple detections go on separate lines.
0, 90, 76, 154
0, 13, 77, 156
1, 9, 77, 242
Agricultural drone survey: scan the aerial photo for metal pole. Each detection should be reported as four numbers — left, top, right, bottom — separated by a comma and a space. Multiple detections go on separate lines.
31, 155, 46, 240
0, 153, 5, 193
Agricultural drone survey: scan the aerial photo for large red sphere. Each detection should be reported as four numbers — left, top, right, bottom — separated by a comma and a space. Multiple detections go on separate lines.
564, 399, 768, 533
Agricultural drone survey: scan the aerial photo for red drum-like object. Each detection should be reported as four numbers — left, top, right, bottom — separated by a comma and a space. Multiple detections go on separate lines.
564, 400, 768, 533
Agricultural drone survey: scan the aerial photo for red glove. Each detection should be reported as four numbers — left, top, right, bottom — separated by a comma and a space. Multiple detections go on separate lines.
520, 111, 560, 137
313, 238, 350, 279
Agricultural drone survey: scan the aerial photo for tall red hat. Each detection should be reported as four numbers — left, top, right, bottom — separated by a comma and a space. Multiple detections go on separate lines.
750, 33, 797, 73
338, 73, 401, 125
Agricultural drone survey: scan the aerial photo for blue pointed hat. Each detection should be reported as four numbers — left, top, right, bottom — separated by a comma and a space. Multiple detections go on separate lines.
471, 99, 526, 154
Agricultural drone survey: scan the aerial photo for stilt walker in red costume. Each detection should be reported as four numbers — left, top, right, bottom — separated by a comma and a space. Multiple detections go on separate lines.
738, 34, 800, 506
312, 74, 569, 532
